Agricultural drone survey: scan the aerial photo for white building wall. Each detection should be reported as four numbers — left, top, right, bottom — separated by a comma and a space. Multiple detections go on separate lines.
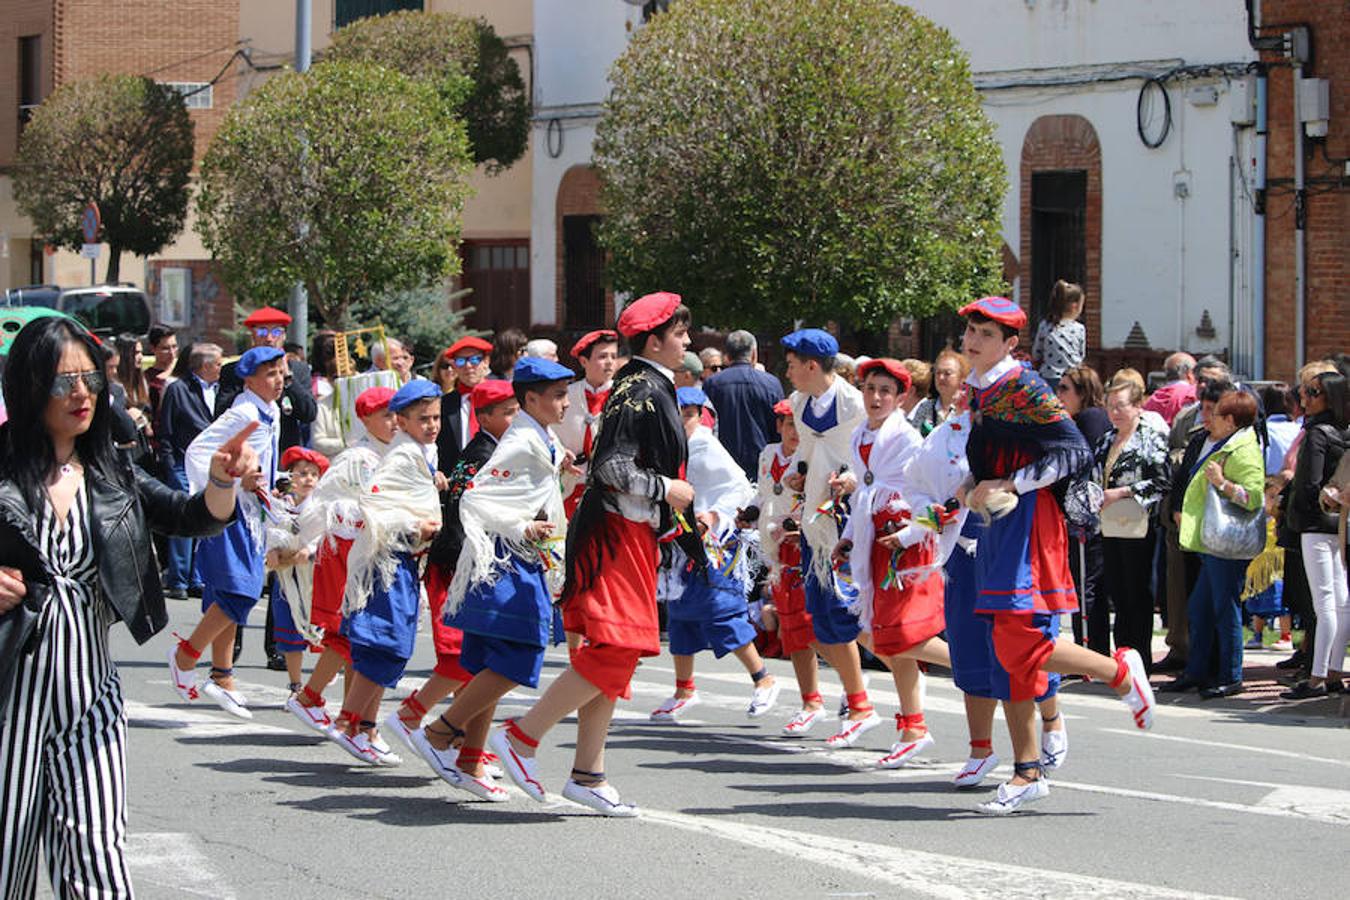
530, 0, 1259, 355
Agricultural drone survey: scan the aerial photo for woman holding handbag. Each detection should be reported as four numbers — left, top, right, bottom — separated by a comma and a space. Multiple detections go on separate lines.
1095, 379, 1170, 670
1281, 370, 1349, 700
0, 316, 254, 898
1165, 390, 1266, 698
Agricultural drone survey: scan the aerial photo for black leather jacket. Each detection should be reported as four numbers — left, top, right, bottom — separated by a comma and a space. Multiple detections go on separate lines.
0, 461, 230, 718
1287, 413, 1348, 535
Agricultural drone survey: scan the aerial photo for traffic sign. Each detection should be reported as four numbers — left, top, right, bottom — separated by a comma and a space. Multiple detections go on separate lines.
80, 202, 101, 244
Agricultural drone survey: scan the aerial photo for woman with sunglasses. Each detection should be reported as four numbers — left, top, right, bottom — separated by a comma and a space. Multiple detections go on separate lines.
0, 316, 255, 898
1281, 369, 1349, 699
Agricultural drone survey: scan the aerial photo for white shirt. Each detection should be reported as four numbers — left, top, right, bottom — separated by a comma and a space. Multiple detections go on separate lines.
194, 374, 218, 413
634, 356, 674, 383
809, 377, 841, 418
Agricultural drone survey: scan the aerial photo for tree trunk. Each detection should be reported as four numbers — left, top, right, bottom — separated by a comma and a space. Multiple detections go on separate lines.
103, 245, 121, 284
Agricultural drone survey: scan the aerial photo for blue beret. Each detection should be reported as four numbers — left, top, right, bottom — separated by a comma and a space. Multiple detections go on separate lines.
236, 346, 285, 377
388, 379, 441, 412
676, 386, 709, 408
513, 356, 575, 384
780, 328, 838, 358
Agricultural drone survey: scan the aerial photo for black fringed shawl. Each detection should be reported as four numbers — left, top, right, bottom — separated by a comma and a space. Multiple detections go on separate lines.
967, 362, 1093, 488
562, 360, 707, 602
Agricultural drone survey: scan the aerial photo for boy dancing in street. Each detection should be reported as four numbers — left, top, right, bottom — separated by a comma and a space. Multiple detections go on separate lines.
490, 292, 704, 817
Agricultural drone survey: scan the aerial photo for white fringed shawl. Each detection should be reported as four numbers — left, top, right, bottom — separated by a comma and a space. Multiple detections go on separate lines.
891, 411, 976, 575
789, 380, 865, 583
755, 443, 799, 587
840, 411, 924, 629
688, 425, 758, 594
446, 416, 566, 615
185, 391, 278, 553
342, 434, 442, 615
264, 495, 324, 645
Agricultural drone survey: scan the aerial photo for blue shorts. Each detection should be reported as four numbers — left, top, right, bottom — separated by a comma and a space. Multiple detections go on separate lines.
203, 585, 260, 626
460, 633, 546, 689
348, 642, 409, 689
800, 542, 861, 645
270, 582, 307, 653
944, 535, 1059, 702
667, 613, 757, 658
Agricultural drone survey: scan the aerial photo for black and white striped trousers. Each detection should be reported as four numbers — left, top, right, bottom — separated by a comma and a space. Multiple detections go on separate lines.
1, 587, 133, 898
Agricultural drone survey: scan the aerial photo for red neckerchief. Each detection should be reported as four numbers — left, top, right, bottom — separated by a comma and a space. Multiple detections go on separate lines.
859, 440, 874, 469
769, 453, 789, 484
583, 383, 609, 456
457, 382, 479, 438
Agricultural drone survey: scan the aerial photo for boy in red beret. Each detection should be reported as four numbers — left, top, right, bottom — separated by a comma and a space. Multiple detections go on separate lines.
490, 291, 705, 817
955, 297, 1154, 814
558, 329, 620, 517
265, 446, 330, 693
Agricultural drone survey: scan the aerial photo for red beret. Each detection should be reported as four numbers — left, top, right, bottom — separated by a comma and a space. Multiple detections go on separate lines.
280, 446, 329, 476
858, 357, 913, 393
772, 399, 794, 417
472, 379, 516, 411
617, 292, 682, 338
243, 306, 292, 327
354, 386, 396, 418
958, 296, 1027, 331
570, 329, 619, 360
444, 336, 492, 359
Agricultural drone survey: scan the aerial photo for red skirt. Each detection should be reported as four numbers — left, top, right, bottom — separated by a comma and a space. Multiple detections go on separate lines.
424, 560, 471, 683
562, 513, 661, 655
310, 537, 353, 654
869, 538, 945, 658
773, 540, 815, 655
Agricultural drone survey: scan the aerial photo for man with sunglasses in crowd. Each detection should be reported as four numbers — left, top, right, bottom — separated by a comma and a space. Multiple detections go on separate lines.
214, 307, 317, 454
436, 336, 493, 475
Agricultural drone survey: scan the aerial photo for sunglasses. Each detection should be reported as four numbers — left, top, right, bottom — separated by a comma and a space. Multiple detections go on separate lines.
706, 364, 725, 373
50, 370, 106, 398
254, 326, 286, 339
451, 354, 484, 368
1302, 385, 1323, 398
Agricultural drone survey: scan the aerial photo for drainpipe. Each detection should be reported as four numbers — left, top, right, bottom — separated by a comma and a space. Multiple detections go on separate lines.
1292, 47, 1307, 368
1252, 67, 1267, 378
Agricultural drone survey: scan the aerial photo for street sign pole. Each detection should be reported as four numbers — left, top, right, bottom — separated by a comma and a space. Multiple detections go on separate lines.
80, 201, 101, 286
289, 0, 312, 348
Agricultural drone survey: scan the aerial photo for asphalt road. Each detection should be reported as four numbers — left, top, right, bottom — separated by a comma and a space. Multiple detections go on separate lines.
48, 599, 1350, 900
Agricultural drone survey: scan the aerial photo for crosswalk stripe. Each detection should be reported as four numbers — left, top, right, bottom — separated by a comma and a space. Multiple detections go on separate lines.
126, 832, 236, 899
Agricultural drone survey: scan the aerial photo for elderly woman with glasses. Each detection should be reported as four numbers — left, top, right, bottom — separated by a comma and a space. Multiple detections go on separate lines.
0, 316, 255, 897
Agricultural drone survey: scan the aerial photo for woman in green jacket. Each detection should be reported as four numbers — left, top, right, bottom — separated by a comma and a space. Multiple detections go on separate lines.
1170, 390, 1266, 698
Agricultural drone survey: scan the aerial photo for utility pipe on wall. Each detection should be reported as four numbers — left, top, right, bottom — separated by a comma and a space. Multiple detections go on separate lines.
1252, 68, 1267, 378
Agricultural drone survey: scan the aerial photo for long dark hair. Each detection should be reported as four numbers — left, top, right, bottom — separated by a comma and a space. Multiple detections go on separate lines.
490, 328, 528, 378
0, 316, 128, 512
171, 341, 196, 379
1316, 371, 1349, 429
115, 333, 149, 409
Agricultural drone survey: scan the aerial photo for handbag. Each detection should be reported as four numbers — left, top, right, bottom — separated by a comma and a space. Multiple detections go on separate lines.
1101, 495, 1149, 539
1201, 485, 1266, 560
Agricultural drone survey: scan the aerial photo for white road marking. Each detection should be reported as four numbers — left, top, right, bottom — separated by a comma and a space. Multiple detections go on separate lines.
639, 806, 1236, 900
125, 699, 296, 738
1100, 728, 1350, 768
1048, 778, 1345, 825
126, 832, 237, 899
1172, 776, 1350, 825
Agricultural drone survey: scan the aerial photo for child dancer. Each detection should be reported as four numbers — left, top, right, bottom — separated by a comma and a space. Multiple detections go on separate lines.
832, 359, 952, 768
651, 387, 780, 722
330, 380, 443, 764
757, 400, 825, 735
489, 292, 704, 817
780, 329, 878, 746
167, 346, 284, 719
558, 329, 619, 517
385, 379, 519, 745
956, 297, 1155, 814
285, 386, 397, 743
265, 446, 329, 693
409, 358, 572, 801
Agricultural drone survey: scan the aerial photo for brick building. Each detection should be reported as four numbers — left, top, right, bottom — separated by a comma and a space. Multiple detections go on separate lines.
1256, 1, 1349, 381
0, 0, 239, 308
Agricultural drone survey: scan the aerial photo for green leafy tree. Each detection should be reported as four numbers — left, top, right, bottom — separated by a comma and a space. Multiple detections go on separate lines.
348, 283, 482, 370
195, 61, 474, 325
326, 10, 530, 174
594, 0, 1007, 332
13, 74, 194, 283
